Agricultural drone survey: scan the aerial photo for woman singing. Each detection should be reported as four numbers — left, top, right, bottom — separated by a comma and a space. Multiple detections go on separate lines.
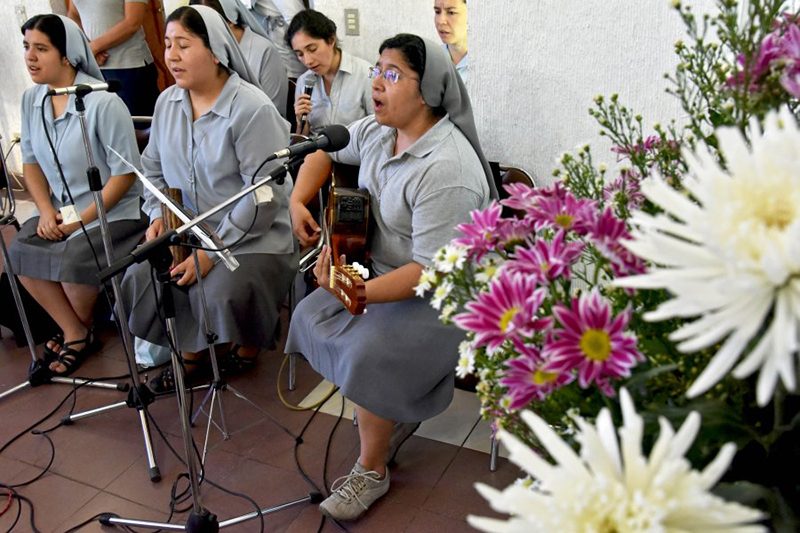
287, 34, 495, 520
287, 9, 373, 135
10, 14, 145, 376
122, 5, 295, 392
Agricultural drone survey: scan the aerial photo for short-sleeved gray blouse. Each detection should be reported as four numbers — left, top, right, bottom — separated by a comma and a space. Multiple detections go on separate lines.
239, 26, 288, 117
330, 115, 490, 276
141, 72, 293, 256
20, 70, 143, 239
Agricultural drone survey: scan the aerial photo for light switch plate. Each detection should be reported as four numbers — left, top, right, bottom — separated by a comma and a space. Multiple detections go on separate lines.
344, 8, 359, 36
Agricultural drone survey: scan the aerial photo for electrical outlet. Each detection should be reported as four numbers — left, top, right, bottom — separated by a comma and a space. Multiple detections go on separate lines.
14, 5, 27, 28
344, 9, 359, 36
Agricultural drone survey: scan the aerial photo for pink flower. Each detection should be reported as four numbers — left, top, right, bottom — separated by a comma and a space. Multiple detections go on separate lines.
501, 182, 567, 214
603, 169, 645, 211
523, 188, 597, 235
454, 202, 504, 260
610, 135, 661, 159
506, 230, 584, 284
497, 217, 536, 248
543, 290, 643, 393
454, 271, 552, 351
500, 344, 573, 409
589, 207, 647, 276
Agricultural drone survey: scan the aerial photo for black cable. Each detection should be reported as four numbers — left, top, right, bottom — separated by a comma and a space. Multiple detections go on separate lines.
39, 92, 143, 393
0, 484, 41, 533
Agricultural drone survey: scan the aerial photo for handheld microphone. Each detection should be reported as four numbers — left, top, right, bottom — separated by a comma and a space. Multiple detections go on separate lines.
46, 79, 122, 97
299, 76, 316, 126
267, 124, 350, 163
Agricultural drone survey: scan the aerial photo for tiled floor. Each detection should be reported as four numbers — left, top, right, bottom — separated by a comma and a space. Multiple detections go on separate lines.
0, 308, 520, 531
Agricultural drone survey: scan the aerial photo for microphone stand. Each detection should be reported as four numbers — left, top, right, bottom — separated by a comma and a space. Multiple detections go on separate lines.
0, 135, 128, 401
98, 156, 319, 532
51, 93, 162, 481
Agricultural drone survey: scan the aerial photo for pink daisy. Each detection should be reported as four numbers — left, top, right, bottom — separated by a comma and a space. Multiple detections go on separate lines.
603, 169, 645, 211
589, 207, 647, 276
454, 271, 552, 351
500, 182, 568, 214
454, 202, 504, 260
527, 190, 597, 235
500, 344, 573, 409
543, 290, 643, 393
506, 230, 584, 285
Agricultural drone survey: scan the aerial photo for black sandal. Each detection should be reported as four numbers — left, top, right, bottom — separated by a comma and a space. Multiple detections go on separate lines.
220, 345, 256, 376
51, 333, 100, 377
42, 333, 64, 363
149, 359, 210, 394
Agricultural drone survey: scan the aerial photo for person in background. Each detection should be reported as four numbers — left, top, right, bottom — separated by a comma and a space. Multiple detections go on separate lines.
121, 5, 295, 392
242, 0, 307, 79
286, 34, 495, 521
67, 0, 160, 117
434, 0, 468, 82
11, 14, 145, 376
190, 0, 288, 117
287, 9, 373, 136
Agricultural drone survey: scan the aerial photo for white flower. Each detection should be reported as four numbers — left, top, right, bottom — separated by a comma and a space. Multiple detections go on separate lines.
414, 267, 438, 297
434, 244, 469, 273
430, 281, 454, 310
439, 302, 457, 322
456, 341, 476, 378
468, 388, 764, 533
615, 107, 800, 405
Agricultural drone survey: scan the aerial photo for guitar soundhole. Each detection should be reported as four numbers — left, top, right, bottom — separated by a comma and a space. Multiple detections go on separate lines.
336, 196, 365, 223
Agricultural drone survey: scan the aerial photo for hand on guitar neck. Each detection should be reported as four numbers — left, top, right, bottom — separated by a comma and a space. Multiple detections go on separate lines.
312, 243, 369, 315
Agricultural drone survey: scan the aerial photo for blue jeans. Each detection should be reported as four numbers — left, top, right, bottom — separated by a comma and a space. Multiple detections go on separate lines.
102, 62, 159, 120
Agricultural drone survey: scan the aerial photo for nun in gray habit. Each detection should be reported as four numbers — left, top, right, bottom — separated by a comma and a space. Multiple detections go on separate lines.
190, 0, 288, 117
287, 34, 495, 441
10, 14, 145, 375
121, 5, 295, 390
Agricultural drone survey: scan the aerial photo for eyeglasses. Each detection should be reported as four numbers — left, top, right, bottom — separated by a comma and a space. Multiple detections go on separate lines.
367, 66, 418, 84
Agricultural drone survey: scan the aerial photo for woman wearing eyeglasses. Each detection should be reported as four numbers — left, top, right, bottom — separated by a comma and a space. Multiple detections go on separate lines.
287, 9, 373, 135
286, 34, 495, 521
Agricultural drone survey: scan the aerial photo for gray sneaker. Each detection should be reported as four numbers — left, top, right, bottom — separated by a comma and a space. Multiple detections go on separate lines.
319, 462, 390, 521
386, 421, 421, 465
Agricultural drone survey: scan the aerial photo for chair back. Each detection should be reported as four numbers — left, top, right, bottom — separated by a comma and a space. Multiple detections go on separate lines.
132, 116, 152, 154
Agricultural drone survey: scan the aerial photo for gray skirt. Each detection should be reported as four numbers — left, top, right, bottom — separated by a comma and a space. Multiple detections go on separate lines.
7, 215, 147, 286
122, 252, 297, 353
285, 288, 465, 423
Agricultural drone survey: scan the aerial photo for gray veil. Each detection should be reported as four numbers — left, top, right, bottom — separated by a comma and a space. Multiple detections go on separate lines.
218, 0, 271, 39
57, 15, 103, 81
190, 5, 258, 87
419, 38, 498, 199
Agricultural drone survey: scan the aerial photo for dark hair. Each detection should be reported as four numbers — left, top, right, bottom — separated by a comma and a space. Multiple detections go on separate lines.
285, 9, 339, 50
189, 0, 233, 25
166, 6, 213, 50
379, 34, 426, 80
21, 14, 67, 58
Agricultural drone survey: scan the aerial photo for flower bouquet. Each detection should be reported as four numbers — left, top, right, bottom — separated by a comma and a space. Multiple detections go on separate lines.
419, 0, 800, 530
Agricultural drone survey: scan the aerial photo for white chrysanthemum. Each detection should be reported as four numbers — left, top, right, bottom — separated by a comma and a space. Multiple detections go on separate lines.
456, 340, 476, 378
615, 107, 800, 405
434, 244, 468, 273
468, 388, 764, 533
414, 267, 438, 297
430, 281, 454, 310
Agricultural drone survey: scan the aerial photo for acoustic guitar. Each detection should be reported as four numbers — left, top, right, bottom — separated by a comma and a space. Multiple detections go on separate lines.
322, 166, 370, 315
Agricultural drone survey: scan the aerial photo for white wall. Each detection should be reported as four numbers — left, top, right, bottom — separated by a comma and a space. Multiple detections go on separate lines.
314, 0, 716, 185
0, 1, 66, 173
312, 0, 439, 63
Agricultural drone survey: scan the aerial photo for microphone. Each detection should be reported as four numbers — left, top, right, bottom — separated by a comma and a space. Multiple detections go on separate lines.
267, 124, 350, 162
46, 79, 122, 97
299, 75, 316, 127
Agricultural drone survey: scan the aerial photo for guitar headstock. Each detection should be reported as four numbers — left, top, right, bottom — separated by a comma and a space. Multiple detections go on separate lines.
330, 262, 369, 315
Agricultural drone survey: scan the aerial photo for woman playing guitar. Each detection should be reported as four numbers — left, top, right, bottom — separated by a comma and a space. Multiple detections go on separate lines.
287, 33, 496, 521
